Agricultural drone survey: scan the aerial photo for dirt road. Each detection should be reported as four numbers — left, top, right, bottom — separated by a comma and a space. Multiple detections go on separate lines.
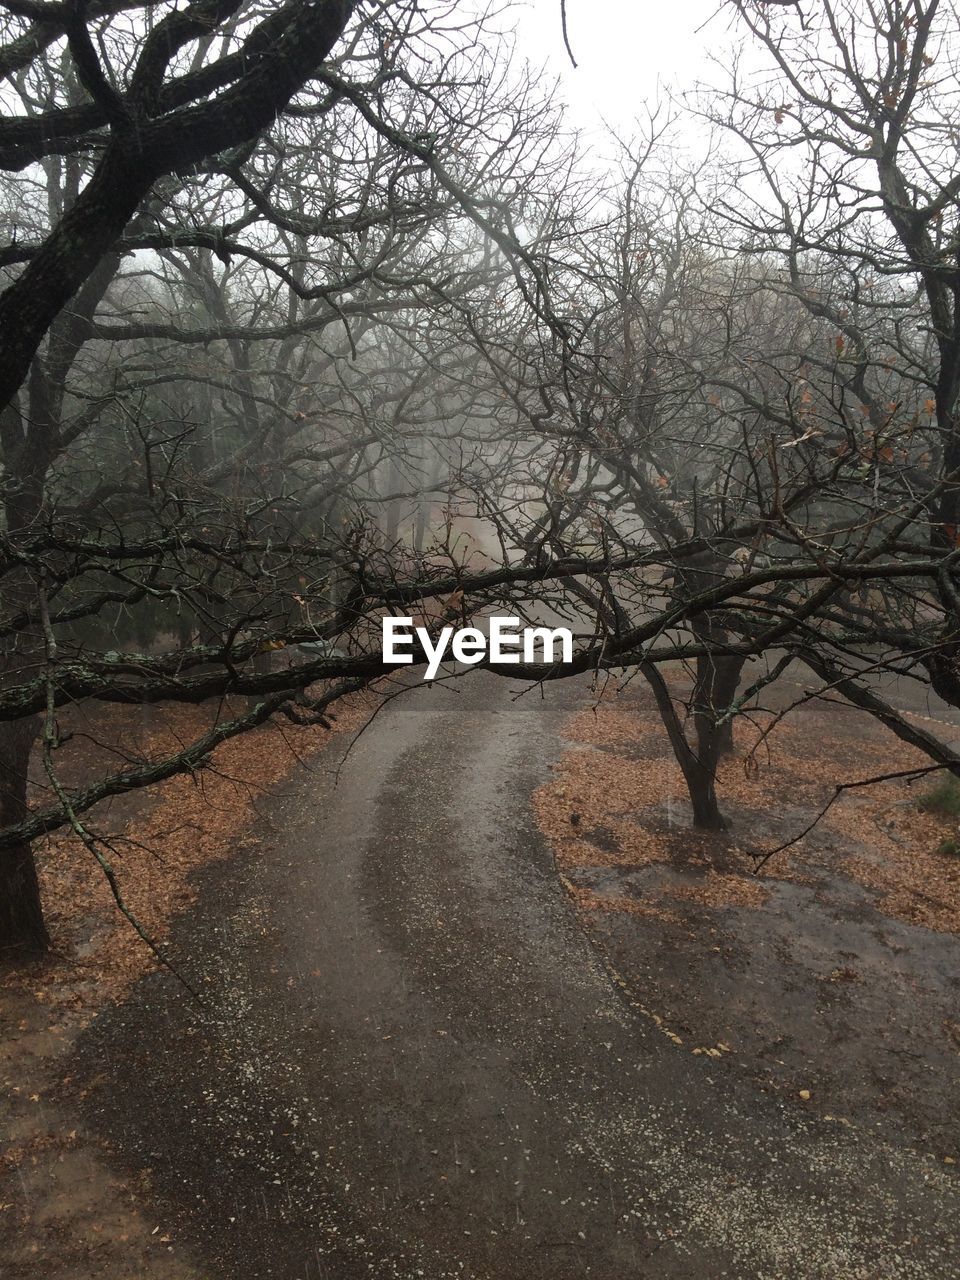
74, 671, 959, 1278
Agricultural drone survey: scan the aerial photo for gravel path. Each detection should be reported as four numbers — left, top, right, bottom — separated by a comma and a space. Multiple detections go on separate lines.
74, 671, 960, 1278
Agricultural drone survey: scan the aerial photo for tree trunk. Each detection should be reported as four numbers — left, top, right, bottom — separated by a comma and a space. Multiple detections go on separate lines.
0, 505, 47, 957
715, 715, 735, 757
413, 443, 443, 554
693, 651, 745, 763
640, 662, 730, 831
247, 649, 273, 710
383, 453, 403, 546
0, 716, 47, 958
684, 760, 729, 831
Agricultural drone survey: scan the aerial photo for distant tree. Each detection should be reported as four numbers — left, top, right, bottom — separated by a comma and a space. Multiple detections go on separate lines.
694, 0, 960, 741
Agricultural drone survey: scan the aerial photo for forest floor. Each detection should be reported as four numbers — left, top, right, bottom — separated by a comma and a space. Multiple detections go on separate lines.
0, 688, 374, 1280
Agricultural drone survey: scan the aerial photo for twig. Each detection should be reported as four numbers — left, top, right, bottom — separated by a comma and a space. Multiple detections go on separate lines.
753, 764, 944, 872
560, 0, 578, 67
37, 575, 202, 1001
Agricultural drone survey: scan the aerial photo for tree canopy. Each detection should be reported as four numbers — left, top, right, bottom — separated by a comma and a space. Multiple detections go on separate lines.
4, 0, 960, 954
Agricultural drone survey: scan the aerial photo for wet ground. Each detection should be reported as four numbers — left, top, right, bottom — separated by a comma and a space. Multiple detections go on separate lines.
548, 673, 960, 1162
574, 854, 960, 1154
61, 670, 959, 1278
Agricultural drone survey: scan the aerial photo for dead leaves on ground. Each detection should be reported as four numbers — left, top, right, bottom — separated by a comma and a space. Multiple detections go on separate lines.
535, 683, 960, 933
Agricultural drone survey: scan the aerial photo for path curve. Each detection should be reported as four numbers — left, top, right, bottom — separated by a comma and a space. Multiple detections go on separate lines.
76, 672, 959, 1278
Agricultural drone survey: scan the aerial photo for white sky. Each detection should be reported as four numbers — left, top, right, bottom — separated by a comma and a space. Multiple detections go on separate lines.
509, 0, 737, 138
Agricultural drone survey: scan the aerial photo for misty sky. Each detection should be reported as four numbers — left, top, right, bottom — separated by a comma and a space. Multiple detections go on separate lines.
511, 0, 734, 136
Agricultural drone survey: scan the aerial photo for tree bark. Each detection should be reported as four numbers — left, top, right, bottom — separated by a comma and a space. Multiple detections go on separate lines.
693, 650, 745, 762
0, 716, 47, 957
686, 765, 729, 832
640, 662, 730, 831
0, 254, 120, 957
0, 395, 47, 955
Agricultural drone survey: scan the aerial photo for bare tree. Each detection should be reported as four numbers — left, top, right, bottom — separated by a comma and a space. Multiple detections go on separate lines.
8, 0, 960, 960
0, 0, 572, 955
